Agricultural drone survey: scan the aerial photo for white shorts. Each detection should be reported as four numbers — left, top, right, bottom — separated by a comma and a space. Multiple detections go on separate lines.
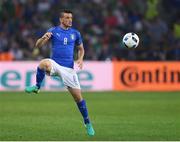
47, 59, 81, 89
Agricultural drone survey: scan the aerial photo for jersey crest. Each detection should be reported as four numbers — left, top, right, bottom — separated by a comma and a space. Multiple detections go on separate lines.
71, 34, 75, 40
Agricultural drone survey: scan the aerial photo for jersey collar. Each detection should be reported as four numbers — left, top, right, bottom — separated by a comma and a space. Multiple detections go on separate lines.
59, 26, 71, 31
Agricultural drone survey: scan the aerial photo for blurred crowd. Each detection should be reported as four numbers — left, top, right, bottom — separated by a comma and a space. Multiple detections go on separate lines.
0, 0, 180, 61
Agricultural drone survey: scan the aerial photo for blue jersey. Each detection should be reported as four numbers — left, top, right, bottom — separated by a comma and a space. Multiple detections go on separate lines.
47, 26, 83, 68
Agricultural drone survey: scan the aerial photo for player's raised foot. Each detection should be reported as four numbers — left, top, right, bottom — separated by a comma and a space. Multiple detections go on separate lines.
85, 123, 95, 136
25, 86, 40, 94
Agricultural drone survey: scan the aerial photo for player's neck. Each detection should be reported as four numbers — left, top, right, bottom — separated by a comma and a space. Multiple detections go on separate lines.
60, 24, 69, 30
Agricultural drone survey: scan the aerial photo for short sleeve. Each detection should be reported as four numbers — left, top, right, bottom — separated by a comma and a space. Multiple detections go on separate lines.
46, 27, 55, 40
47, 27, 55, 33
75, 31, 83, 46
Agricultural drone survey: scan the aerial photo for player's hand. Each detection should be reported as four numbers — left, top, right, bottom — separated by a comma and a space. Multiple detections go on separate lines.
76, 59, 83, 69
42, 32, 52, 40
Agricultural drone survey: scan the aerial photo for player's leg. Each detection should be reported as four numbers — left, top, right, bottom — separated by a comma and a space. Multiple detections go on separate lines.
50, 63, 95, 136
25, 59, 52, 93
68, 87, 95, 136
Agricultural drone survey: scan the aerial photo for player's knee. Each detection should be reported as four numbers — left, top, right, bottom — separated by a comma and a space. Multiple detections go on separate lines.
39, 60, 51, 72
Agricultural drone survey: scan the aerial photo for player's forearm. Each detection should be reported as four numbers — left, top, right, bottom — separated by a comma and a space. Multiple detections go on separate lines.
35, 38, 47, 48
78, 47, 84, 60
35, 32, 52, 48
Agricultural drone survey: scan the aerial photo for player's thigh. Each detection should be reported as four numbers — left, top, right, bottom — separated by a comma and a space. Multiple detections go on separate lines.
59, 67, 81, 89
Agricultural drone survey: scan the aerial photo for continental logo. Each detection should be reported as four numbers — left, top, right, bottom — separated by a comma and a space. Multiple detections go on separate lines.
120, 66, 180, 87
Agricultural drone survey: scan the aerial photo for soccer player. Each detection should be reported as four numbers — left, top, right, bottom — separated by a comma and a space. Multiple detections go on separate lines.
25, 10, 95, 136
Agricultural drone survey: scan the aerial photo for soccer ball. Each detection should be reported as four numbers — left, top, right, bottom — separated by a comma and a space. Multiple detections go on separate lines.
122, 32, 139, 48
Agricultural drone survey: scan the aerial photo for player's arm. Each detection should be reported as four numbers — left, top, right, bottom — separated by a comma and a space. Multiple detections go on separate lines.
35, 32, 52, 48
76, 43, 84, 69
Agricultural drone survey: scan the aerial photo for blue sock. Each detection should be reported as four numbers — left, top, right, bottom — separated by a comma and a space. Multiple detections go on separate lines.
77, 99, 90, 124
36, 67, 45, 89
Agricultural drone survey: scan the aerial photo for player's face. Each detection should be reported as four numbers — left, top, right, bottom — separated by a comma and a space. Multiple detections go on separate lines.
60, 13, 73, 28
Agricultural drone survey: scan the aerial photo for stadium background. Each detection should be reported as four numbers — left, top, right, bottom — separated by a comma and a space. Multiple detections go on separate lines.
0, 0, 180, 141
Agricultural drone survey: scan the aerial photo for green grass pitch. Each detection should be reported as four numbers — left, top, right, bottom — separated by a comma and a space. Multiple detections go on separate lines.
0, 91, 180, 141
